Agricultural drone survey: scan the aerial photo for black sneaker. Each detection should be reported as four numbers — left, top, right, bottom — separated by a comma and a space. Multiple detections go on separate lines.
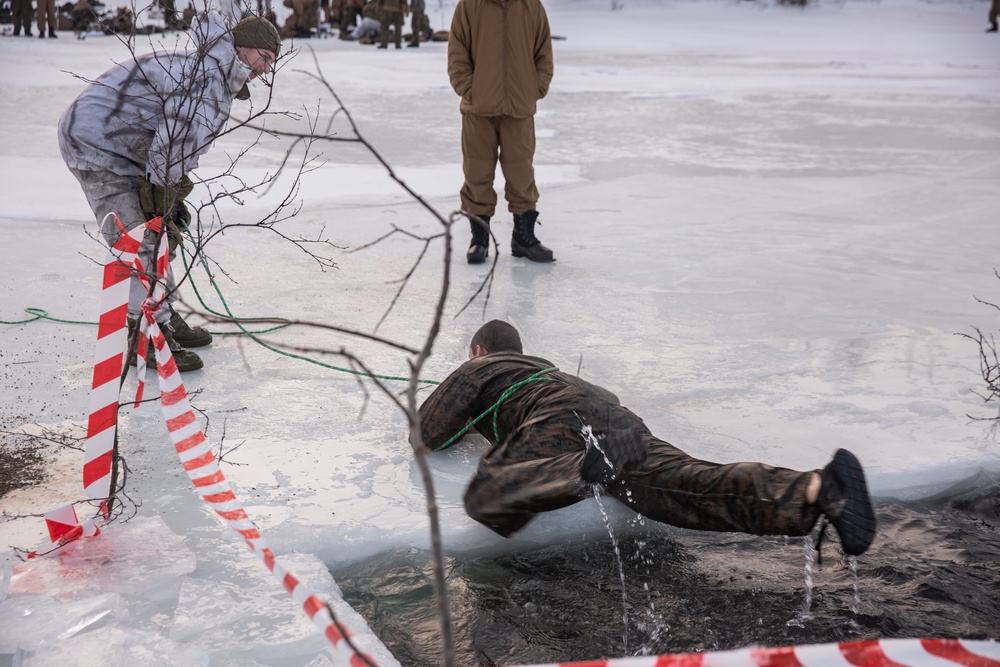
165, 309, 212, 348
128, 319, 204, 372
581, 428, 648, 485
817, 449, 876, 555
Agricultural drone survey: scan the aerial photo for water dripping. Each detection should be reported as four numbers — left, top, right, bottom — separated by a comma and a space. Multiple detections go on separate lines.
786, 533, 816, 628
847, 555, 862, 632
592, 485, 629, 653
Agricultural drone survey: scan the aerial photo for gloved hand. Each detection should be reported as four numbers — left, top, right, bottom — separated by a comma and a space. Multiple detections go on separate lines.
165, 205, 189, 254
138, 175, 194, 226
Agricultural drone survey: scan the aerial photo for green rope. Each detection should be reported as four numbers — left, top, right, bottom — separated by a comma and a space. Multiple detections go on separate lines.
1, 244, 439, 386
0, 308, 98, 326
179, 240, 439, 385
434, 367, 560, 451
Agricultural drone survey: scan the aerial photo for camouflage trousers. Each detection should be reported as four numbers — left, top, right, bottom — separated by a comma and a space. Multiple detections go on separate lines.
463, 432, 821, 539
69, 168, 179, 324
378, 8, 403, 46
409, 10, 430, 41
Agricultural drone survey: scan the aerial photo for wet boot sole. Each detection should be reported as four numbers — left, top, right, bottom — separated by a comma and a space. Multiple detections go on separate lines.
829, 448, 877, 555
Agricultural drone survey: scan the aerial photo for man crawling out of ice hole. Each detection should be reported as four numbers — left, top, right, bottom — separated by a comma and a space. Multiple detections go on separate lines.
413, 320, 877, 557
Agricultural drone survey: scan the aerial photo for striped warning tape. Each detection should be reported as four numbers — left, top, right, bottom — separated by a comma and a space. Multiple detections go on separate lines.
57, 215, 380, 665
504, 638, 1000, 667
83, 215, 144, 508
122, 218, 378, 666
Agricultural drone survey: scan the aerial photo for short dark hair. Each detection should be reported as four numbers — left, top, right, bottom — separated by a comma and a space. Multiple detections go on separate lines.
470, 320, 523, 354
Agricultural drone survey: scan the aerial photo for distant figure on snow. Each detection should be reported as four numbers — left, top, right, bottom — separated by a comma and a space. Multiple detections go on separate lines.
415, 320, 878, 558
35, 0, 57, 37
448, 0, 556, 264
11, 0, 34, 36
406, 0, 430, 46
375, 0, 407, 48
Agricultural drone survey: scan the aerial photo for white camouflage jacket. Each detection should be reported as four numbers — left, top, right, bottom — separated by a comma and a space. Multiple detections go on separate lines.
58, 0, 251, 188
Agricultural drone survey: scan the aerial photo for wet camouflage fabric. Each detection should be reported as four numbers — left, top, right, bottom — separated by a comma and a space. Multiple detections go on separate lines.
418, 352, 821, 538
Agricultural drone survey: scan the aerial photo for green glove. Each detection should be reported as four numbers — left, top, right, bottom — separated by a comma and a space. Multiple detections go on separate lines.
138, 175, 194, 221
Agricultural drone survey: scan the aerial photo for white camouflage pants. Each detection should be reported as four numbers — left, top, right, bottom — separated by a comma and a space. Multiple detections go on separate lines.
69, 168, 179, 324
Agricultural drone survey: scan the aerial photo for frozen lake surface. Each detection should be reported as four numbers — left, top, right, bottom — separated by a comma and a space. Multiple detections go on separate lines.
1, 0, 999, 663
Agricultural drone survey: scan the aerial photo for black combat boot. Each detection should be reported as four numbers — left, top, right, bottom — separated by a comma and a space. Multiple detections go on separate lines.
988, 21, 998, 32
128, 318, 205, 372
165, 308, 213, 348
49, 28, 58, 37
816, 449, 876, 556
511, 210, 554, 262
467, 214, 491, 264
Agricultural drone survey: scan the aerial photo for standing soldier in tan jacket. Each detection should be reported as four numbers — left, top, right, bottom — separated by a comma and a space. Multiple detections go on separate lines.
448, 0, 555, 264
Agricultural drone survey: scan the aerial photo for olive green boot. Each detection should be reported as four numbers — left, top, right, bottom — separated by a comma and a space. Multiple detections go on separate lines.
127, 318, 204, 372
165, 309, 212, 348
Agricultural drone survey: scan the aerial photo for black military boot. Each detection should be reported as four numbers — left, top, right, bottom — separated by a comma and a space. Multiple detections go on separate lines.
816, 449, 876, 556
165, 308, 212, 348
467, 214, 491, 264
511, 210, 554, 262
128, 318, 205, 372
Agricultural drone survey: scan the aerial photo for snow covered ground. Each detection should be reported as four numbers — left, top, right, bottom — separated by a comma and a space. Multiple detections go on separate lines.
1, 0, 999, 663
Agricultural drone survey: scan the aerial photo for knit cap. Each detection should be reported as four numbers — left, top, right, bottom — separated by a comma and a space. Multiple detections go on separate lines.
231, 15, 281, 56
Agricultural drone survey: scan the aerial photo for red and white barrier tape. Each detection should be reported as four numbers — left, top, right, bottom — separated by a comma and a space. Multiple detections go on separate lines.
83, 214, 144, 507
505, 638, 1000, 667
79, 216, 378, 665
141, 309, 376, 665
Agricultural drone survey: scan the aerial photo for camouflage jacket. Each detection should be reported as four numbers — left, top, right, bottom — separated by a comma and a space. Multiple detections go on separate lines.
417, 352, 649, 464
57, 0, 251, 188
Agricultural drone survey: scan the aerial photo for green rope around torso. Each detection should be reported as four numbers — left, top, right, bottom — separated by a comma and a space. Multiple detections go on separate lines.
434, 367, 561, 451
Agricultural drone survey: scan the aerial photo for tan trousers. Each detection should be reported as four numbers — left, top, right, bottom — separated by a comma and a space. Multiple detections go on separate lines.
36, 0, 56, 33
460, 113, 539, 218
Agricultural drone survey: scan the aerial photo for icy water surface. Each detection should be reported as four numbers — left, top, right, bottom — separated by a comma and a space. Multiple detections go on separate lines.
336, 472, 1000, 666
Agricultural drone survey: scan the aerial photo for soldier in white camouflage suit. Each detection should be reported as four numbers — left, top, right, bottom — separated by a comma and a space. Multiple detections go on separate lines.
58, 1, 281, 372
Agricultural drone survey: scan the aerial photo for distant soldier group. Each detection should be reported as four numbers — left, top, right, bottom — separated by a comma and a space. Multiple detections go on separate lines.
279, 0, 433, 45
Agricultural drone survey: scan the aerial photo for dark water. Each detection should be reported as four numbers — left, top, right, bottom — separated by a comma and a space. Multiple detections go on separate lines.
335, 471, 1000, 667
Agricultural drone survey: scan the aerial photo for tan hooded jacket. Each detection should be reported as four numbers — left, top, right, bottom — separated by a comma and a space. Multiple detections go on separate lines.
447, 0, 554, 119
